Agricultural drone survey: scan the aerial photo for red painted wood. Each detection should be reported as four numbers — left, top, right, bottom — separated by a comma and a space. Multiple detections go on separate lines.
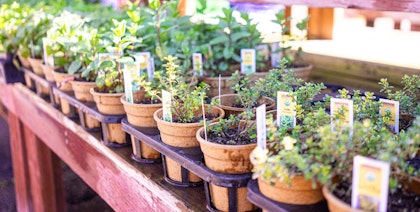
24, 126, 66, 212
8, 113, 33, 212
229, 0, 420, 13
2, 84, 196, 211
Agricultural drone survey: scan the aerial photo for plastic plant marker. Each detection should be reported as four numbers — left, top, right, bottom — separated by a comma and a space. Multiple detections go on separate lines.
256, 104, 267, 150
379, 98, 399, 134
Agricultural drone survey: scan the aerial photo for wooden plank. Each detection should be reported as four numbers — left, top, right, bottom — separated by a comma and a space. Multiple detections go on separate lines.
308, 8, 334, 39
7, 113, 33, 212
3, 83, 202, 211
24, 126, 66, 212
229, 0, 420, 13
305, 52, 420, 93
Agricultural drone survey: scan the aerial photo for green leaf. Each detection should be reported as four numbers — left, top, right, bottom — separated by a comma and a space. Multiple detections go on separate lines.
68, 60, 82, 75
149, 0, 160, 10
209, 36, 229, 46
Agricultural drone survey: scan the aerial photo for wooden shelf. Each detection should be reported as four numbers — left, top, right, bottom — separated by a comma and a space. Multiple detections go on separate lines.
0, 82, 207, 211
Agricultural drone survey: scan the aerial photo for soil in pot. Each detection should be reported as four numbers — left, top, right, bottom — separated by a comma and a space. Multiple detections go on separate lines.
154, 105, 225, 183
214, 94, 275, 118
324, 176, 420, 212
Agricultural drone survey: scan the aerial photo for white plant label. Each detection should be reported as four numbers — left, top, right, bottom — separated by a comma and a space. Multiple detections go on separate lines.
42, 38, 54, 67
270, 42, 281, 68
330, 98, 354, 133
97, 53, 112, 63
256, 44, 269, 61
147, 57, 155, 82
379, 98, 399, 134
218, 74, 221, 105
133, 52, 151, 77
277, 91, 296, 128
256, 104, 267, 150
162, 89, 172, 122
192, 53, 203, 76
123, 64, 135, 103
201, 95, 208, 141
123, 62, 141, 98
351, 155, 390, 212
240, 49, 256, 75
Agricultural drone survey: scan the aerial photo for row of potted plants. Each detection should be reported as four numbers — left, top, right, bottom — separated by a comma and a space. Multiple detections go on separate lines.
2, 1, 420, 211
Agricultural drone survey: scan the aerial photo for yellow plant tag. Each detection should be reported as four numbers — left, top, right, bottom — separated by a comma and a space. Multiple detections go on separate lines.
379, 98, 399, 133
240, 49, 256, 75
276, 91, 296, 128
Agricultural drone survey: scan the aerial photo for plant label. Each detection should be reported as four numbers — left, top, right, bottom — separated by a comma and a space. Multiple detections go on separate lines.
256, 104, 267, 150
379, 98, 399, 133
330, 98, 354, 132
270, 42, 281, 68
97, 53, 112, 63
42, 38, 54, 67
122, 64, 135, 103
147, 57, 155, 81
133, 52, 151, 77
241, 49, 256, 75
256, 44, 269, 61
124, 61, 141, 91
162, 89, 172, 122
277, 91, 296, 128
192, 53, 203, 76
351, 155, 390, 212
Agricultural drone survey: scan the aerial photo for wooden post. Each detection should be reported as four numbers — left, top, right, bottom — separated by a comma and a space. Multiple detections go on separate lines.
8, 113, 33, 212
308, 8, 334, 39
24, 126, 66, 212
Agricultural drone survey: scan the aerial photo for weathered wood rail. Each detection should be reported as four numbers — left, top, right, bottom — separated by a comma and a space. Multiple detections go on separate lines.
0, 83, 206, 212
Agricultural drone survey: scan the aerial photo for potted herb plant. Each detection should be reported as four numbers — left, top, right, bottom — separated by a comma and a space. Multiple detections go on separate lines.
214, 71, 275, 118
121, 74, 163, 161
196, 112, 258, 211
90, 19, 141, 145
200, 7, 261, 97
318, 118, 420, 212
267, 9, 312, 81
378, 74, 420, 131
153, 56, 225, 184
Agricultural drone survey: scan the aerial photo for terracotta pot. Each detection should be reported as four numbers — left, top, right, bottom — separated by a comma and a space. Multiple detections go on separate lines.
213, 94, 275, 118
53, 70, 76, 115
196, 121, 257, 211
71, 80, 96, 102
201, 64, 240, 98
322, 185, 364, 212
71, 81, 100, 129
322, 177, 420, 212
250, 64, 312, 83
17, 54, 31, 69
154, 105, 224, 183
27, 58, 44, 76
90, 88, 125, 115
121, 91, 162, 160
41, 64, 57, 82
293, 64, 313, 82
104, 123, 127, 144
258, 176, 324, 205
202, 76, 235, 98
121, 91, 162, 127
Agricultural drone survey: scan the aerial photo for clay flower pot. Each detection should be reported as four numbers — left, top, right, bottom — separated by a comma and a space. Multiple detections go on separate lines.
213, 94, 275, 118
27, 58, 49, 95
41, 64, 57, 82
90, 87, 126, 144
258, 175, 324, 205
71, 80, 100, 129
201, 76, 235, 98
196, 123, 257, 211
154, 105, 224, 183
121, 91, 162, 160
53, 70, 76, 115
27, 58, 44, 76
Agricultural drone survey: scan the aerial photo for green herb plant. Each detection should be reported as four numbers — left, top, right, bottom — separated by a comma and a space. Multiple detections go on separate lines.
95, 19, 141, 93
272, 9, 309, 68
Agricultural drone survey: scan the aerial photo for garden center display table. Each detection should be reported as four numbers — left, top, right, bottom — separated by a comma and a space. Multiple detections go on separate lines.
0, 82, 207, 211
